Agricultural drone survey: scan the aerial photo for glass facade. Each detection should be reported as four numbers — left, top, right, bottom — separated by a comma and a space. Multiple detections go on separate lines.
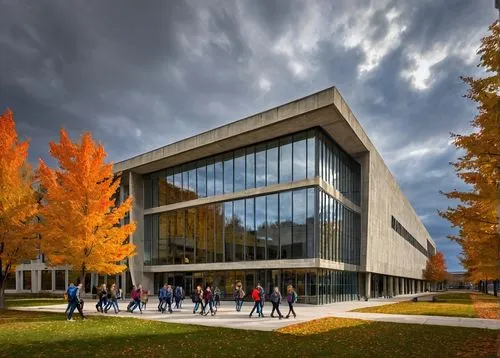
153, 268, 359, 305
317, 131, 361, 205
144, 188, 317, 265
144, 129, 318, 209
318, 190, 361, 265
141, 127, 363, 304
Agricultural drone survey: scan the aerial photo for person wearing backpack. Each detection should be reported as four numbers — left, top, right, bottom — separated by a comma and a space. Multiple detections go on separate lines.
201, 285, 215, 316
163, 285, 173, 313
249, 285, 262, 318
66, 283, 81, 321
285, 284, 297, 319
65, 283, 75, 314
128, 284, 143, 314
270, 286, 283, 319
158, 284, 167, 312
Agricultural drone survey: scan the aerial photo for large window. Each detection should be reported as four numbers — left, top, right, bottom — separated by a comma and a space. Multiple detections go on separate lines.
144, 188, 319, 265
41, 270, 52, 291
23, 271, 31, 291
144, 129, 323, 208
55, 270, 65, 290
318, 189, 361, 265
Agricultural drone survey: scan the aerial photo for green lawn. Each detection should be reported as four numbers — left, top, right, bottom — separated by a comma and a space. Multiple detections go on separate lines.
352, 293, 494, 318
5, 298, 67, 308
0, 310, 497, 357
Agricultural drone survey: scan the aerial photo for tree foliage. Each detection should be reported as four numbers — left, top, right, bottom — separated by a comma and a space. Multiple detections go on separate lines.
440, 21, 500, 283
38, 129, 136, 283
0, 109, 39, 308
423, 252, 447, 283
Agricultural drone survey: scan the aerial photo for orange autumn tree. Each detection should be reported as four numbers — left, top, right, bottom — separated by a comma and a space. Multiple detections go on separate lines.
0, 109, 39, 309
423, 252, 447, 290
439, 21, 500, 295
38, 129, 136, 285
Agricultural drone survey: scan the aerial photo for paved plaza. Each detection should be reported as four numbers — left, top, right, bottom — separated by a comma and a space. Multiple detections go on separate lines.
13, 293, 500, 331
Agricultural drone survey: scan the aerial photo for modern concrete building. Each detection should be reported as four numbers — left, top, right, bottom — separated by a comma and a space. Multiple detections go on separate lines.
11, 87, 436, 303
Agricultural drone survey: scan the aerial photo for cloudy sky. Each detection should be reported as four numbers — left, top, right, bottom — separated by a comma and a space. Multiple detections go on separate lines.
0, 0, 497, 271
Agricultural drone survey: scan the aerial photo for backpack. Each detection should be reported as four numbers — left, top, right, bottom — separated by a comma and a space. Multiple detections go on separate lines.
175, 287, 182, 298
67, 286, 78, 302
292, 291, 298, 303
239, 289, 245, 299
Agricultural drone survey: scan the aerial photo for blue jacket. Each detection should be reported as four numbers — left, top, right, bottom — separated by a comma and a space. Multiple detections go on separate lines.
159, 287, 167, 299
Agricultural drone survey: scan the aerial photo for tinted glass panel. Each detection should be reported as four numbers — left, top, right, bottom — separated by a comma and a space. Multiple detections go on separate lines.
214, 156, 223, 196
234, 149, 245, 192
215, 203, 224, 262
224, 201, 233, 262
280, 191, 292, 259
246, 147, 255, 189
196, 160, 206, 198
234, 199, 245, 261
307, 188, 316, 258
256, 196, 266, 260
245, 198, 255, 261
266, 141, 279, 186
279, 136, 292, 183
267, 194, 279, 260
293, 133, 307, 181
206, 159, 215, 197
293, 189, 307, 259
255, 144, 266, 188
223, 153, 233, 194
185, 208, 196, 264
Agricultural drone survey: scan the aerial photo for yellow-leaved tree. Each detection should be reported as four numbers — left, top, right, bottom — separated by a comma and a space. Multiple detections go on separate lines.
0, 109, 39, 309
423, 252, 447, 291
440, 21, 500, 295
38, 129, 136, 285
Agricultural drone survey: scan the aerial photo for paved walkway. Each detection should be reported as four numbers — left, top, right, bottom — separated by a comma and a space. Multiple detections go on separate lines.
12, 293, 500, 331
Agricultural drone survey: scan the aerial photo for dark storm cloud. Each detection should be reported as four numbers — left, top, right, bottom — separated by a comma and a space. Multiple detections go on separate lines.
0, 0, 497, 270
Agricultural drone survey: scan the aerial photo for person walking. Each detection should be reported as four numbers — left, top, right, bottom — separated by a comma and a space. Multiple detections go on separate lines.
285, 285, 297, 319
129, 284, 143, 314
104, 283, 120, 314
249, 285, 262, 318
213, 286, 221, 308
126, 285, 137, 312
140, 289, 149, 311
257, 282, 265, 317
270, 286, 283, 319
66, 283, 84, 321
174, 285, 184, 309
95, 284, 108, 313
234, 284, 245, 312
192, 286, 202, 314
201, 286, 215, 316
164, 285, 173, 313
158, 284, 167, 312
65, 283, 75, 314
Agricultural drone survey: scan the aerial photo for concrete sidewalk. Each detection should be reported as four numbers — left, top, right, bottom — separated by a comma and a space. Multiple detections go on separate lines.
11, 293, 500, 331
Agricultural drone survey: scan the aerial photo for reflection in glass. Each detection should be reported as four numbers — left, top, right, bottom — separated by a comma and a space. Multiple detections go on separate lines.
224, 201, 233, 262
234, 149, 245, 192
152, 214, 158, 263
196, 205, 207, 263
246, 147, 255, 189
215, 203, 224, 262
266, 141, 278, 186
207, 159, 215, 197
207, 205, 215, 263
174, 167, 183, 203
215, 156, 223, 196
293, 189, 307, 258
245, 198, 255, 261
185, 208, 196, 264
255, 144, 266, 188
224, 153, 233, 194
293, 133, 307, 181
256, 196, 266, 260
280, 191, 292, 259
196, 160, 206, 198
279, 136, 292, 183
267, 194, 279, 260
159, 213, 168, 264
234, 199, 245, 261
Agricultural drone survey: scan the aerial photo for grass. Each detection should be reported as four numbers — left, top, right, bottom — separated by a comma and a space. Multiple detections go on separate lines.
0, 310, 497, 357
5, 298, 67, 308
352, 292, 498, 318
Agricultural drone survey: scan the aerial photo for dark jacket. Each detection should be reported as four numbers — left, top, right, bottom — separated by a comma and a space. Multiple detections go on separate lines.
270, 291, 281, 304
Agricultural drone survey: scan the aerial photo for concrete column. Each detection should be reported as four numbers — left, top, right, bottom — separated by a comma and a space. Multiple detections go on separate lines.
412, 280, 415, 294
365, 272, 371, 299
382, 276, 387, 297
387, 276, 393, 297
51, 270, 56, 291
16, 270, 22, 291
30, 270, 36, 293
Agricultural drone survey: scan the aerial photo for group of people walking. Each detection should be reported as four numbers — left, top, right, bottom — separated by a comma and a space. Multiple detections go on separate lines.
65, 281, 298, 321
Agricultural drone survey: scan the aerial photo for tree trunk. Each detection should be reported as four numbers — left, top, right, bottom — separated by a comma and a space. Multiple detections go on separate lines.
0, 272, 7, 310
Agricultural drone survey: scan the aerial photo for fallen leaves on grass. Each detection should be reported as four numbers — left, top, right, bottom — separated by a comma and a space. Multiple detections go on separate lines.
471, 293, 500, 319
276, 317, 366, 336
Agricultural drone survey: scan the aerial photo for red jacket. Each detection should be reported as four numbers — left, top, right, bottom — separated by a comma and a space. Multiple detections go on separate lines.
251, 288, 261, 302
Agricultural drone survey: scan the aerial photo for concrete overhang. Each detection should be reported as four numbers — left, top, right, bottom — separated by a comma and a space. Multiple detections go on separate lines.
113, 86, 374, 175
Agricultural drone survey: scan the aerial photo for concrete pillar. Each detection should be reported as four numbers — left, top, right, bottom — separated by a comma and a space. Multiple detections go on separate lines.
64, 270, 69, 291
365, 272, 371, 299
16, 270, 22, 291
51, 270, 56, 291
412, 280, 416, 294
387, 276, 393, 297
382, 276, 387, 297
